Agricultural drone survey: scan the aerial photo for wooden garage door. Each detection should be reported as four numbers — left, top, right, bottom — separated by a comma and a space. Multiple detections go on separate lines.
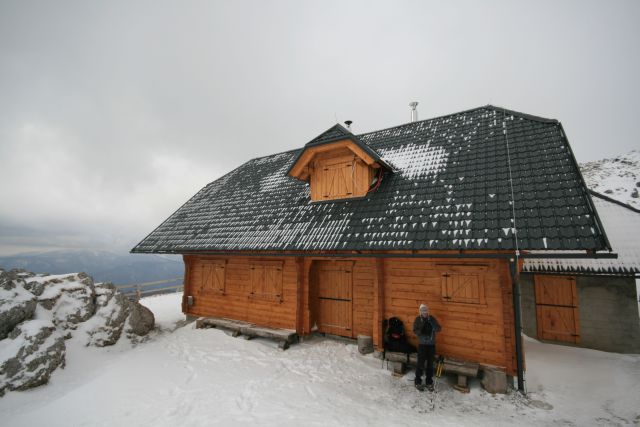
316, 261, 353, 337
535, 275, 580, 344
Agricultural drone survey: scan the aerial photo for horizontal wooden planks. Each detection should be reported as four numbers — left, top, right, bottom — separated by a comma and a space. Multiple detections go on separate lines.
383, 258, 511, 370
184, 255, 298, 330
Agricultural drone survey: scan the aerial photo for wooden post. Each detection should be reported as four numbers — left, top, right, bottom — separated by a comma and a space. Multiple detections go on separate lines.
303, 258, 313, 335
182, 255, 191, 314
372, 258, 385, 350
296, 257, 305, 335
136, 284, 141, 302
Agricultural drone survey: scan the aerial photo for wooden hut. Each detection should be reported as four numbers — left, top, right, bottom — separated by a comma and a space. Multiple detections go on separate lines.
132, 105, 613, 389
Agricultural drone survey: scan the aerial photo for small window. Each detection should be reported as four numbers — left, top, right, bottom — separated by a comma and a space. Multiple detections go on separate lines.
249, 261, 283, 302
322, 159, 354, 199
199, 259, 226, 295
441, 273, 485, 305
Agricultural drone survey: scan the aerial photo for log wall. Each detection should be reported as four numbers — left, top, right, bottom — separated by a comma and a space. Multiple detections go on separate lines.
183, 255, 298, 330
182, 254, 516, 375
381, 258, 516, 375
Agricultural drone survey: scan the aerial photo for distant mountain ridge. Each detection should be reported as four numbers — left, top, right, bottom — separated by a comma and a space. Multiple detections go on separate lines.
580, 150, 639, 208
0, 250, 183, 286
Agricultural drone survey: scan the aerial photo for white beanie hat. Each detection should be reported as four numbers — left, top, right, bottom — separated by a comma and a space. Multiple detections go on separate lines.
419, 304, 428, 312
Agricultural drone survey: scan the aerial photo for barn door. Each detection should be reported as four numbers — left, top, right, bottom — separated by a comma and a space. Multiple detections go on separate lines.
316, 261, 353, 337
535, 275, 580, 344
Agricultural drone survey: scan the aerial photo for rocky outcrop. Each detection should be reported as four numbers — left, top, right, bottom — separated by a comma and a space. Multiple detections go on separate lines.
85, 283, 156, 345
126, 302, 155, 337
85, 282, 130, 347
0, 269, 156, 396
35, 273, 96, 331
0, 270, 37, 340
0, 320, 66, 396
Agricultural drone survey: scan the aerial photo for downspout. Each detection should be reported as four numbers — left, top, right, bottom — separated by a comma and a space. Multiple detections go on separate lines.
502, 110, 525, 393
510, 257, 525, 393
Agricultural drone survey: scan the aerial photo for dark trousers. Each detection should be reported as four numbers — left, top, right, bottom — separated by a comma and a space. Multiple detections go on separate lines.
415, 344, 435, 385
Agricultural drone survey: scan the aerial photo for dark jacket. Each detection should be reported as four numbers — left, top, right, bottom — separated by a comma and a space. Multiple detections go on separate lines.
413, 315, 441, 346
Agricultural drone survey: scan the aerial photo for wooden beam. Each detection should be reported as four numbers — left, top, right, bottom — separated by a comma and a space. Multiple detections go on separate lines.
302, 258, 312, 335
295, 257, 304, 335
182, 255, 192, 314
372, 258, 385, 350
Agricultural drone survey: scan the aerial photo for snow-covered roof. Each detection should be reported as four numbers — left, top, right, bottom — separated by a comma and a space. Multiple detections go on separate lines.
524, 192, 640, 276
132, 105, 610, 254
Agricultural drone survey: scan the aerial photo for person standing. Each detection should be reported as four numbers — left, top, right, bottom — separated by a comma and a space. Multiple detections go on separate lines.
413, 303, 442, 391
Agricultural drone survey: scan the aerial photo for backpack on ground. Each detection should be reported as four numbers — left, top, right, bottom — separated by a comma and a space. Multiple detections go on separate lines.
382, 317, 417, 358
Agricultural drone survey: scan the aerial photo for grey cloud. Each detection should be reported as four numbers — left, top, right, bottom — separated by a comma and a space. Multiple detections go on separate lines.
1, 0, 639, 254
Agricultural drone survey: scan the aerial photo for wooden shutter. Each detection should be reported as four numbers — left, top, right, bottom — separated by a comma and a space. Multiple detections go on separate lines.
322, 159, 354, 199
249, 261, 283, 302
441, 273, 485, 304
199, 259, 226, 294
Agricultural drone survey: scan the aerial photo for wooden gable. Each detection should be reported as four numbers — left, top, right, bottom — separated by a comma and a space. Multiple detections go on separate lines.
289, 139, 384, 202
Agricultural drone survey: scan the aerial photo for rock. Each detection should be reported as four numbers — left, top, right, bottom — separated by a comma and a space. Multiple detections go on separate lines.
481, 366, 508, 394
357, 335, 374, 354
85, 282, 130, 347
126, 302, 155, 336
0, 319, 66, 396
0, 270, 38, 340
5, 269, 43, 296
34, 273, 96, 330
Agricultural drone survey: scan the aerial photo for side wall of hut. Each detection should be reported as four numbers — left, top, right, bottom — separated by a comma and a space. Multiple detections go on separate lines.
182, 255, 517, 375
182, 255, 299, 330
521, 273, 640, 353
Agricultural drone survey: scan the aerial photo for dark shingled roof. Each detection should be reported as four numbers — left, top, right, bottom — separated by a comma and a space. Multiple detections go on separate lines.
523, 191, 640, 276
132, 105, 611, 254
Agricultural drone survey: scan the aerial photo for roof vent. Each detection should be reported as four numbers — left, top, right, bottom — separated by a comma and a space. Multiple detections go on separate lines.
409, 102, 419, 122
344, 120, 353, 131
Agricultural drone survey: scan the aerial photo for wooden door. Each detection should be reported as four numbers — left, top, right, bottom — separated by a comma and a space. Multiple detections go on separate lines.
316, 261, 353, 337
534, 275, 580, 344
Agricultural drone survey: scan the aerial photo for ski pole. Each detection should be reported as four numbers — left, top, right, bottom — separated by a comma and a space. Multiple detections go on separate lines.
431, 356, 445, 410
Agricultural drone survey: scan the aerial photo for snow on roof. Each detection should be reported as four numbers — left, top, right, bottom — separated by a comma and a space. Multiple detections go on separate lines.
524, 193, 640, 275
132, 105, 610, 254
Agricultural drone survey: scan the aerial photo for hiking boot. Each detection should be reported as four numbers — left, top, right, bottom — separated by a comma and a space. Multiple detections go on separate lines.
426, 383, 434, 392
415, 384, 425, 391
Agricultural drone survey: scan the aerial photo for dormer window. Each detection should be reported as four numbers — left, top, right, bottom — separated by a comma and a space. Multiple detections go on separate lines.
287, 124, 392, 202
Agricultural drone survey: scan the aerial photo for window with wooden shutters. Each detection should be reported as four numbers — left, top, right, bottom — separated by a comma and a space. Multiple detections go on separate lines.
322, 159, 354, 199
441, 273, 485, 305
199, 259, 226, 295
249, 261, 283, 302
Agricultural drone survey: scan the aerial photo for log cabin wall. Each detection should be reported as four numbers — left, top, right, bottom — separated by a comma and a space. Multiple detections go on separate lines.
183, 255, 298, 330
183, 254, 516, 375
381, 258, 516, 375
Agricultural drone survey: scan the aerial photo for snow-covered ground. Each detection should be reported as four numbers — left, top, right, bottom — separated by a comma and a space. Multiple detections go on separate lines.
0, 293, 638, 427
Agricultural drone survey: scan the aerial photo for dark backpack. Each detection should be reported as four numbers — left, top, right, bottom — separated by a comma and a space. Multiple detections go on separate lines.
383, 317, 417, 355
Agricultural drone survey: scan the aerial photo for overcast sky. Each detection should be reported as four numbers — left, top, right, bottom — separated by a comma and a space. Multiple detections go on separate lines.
1, 0, 639, 256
